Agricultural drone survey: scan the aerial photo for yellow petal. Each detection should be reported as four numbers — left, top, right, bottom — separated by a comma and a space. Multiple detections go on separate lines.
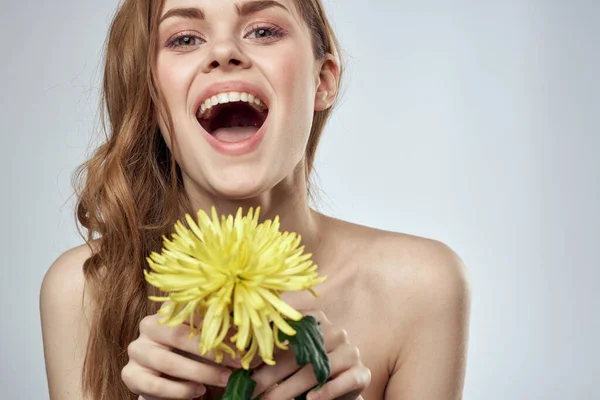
257, 288, 303, 320
241, 337, 258, 370
273, 325, 289, 350
247, 302, 263, 328
185, 213, 205, 242
235, 304, 251, 351
253, 315, 275, 365
270, 309, 296, 336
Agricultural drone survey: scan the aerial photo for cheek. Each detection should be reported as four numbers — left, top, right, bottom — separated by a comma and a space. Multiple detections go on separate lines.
155, 56, 198, 144
278, 49, 296, 77
155, 55, 197, 112
269, 49, 316, 161
268, 41, 314, 96
156, 63, 182, 107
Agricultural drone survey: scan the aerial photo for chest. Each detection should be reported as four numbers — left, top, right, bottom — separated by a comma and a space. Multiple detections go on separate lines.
280, 279, 393, 399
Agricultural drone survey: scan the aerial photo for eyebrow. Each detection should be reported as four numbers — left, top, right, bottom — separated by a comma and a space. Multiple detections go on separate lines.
159, 0, 289, 24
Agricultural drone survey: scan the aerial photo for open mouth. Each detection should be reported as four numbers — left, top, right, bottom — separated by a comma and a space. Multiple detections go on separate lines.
197, 100, 269, 143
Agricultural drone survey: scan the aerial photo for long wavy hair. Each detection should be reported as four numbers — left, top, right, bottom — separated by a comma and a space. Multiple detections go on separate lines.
75, 0, 345, 398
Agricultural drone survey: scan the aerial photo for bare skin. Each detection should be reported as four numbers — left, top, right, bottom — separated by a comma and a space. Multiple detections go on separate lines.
41, 210, 470, 399
278, 213, 471, 399
41, 1, 471, 397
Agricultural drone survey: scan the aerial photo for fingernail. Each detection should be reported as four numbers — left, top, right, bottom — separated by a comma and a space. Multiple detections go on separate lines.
195, 385, 206, 396
221, 370, 232, 384
307, 391, 321, 400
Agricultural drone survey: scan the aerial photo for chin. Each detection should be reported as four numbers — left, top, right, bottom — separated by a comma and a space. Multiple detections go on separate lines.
206, 171, 273, 200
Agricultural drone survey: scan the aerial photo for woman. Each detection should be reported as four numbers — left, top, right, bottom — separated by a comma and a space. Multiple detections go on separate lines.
40, 0, 471, 399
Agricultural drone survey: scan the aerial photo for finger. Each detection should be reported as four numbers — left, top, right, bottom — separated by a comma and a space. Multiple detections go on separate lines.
260, 342, 361, 400
173, 346, 243, 369
262, 361, 317, 400
141, 394, 199, 400
295, 310, 348, 352
164, 305, 237, 365
122, 364, 205, 399
131, 343, 233, 387
328, 343, 362, 374
299, 309, 330, 323
250, 315, 351, 398
152, 307, 266, 369
263, 383, 279, 396
306, 366, 371, 400
140, 315, 241, 368
296, 310, 332, 331
250, 349, 300, 397
140, 315, 205, 355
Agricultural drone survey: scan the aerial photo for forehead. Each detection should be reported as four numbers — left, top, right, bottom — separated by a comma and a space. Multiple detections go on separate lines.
161, 0, 298, 17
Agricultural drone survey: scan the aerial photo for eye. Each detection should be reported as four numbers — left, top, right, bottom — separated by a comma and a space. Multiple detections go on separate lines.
166, 33, 204, 49
245, 24, 286, 41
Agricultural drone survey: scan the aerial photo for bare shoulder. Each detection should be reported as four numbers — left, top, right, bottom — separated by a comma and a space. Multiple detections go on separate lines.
40, 240, 101, 400
325, 218, 472, 397
325, 216, 470, 298
374, 229, 471, 310
375, 230, 471, 337
324, 215, 471, 338
41, 239, 101, 316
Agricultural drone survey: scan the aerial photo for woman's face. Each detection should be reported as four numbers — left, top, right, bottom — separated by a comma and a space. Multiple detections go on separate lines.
155, 0, 335, 200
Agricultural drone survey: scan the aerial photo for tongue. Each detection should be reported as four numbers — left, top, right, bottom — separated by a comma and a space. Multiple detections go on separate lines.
212, 126, 259, 142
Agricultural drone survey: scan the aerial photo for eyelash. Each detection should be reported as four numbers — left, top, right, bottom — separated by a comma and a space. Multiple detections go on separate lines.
166, 24, 286, 49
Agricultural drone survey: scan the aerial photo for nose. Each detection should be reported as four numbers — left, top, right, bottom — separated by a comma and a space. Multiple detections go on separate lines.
203, 38, 251, 73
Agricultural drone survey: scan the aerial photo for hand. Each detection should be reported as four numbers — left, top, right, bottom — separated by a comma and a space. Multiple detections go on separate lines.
122, 312, 245, 399
249, 310, 371, 400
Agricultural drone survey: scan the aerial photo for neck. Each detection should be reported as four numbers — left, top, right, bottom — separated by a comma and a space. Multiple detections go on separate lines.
181, 162, 325, 255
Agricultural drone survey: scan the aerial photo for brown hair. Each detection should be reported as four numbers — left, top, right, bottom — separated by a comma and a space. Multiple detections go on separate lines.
76, 0, 345, 399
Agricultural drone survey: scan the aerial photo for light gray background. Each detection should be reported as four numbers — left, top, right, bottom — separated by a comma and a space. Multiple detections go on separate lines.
1, 0, 598, 399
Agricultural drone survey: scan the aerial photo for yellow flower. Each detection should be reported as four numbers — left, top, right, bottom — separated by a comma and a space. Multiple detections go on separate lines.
144, 206, 326, 369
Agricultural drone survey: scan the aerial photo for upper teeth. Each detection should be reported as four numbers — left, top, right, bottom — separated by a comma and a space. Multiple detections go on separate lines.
197, 91, 267, 120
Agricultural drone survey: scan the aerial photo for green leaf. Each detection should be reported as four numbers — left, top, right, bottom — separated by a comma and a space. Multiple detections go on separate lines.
278, 316, 331, 387
222, 369, 257, 400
